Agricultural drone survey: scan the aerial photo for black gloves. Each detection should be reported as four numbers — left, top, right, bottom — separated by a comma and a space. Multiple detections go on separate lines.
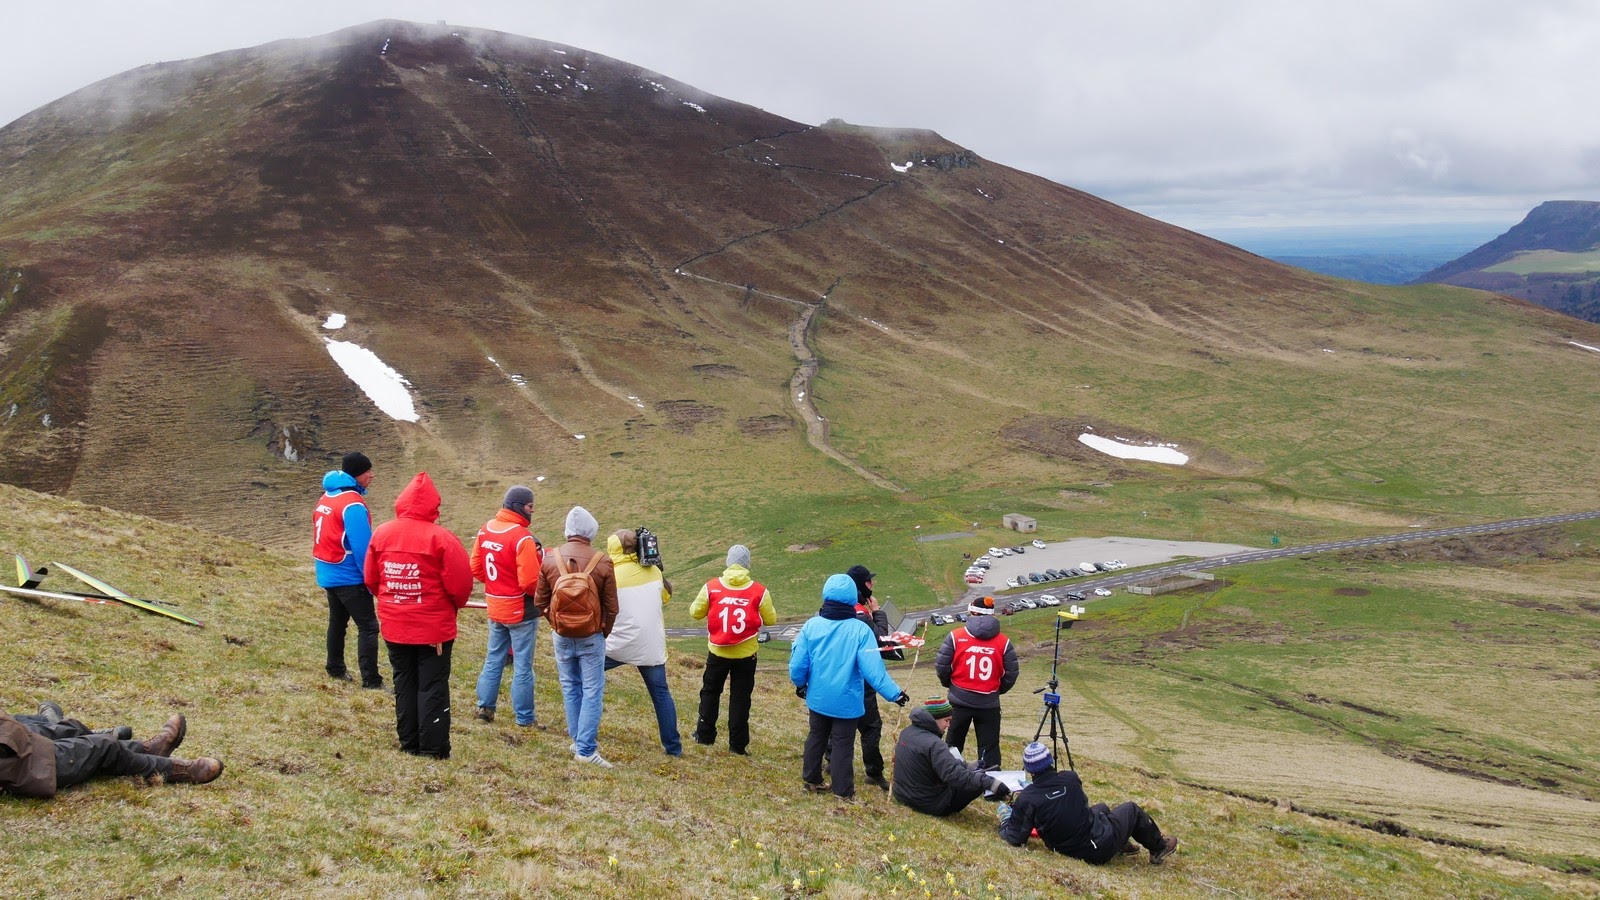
989, 779, 1012, 800
795, 685, 808, 699
894, 691, 910, 707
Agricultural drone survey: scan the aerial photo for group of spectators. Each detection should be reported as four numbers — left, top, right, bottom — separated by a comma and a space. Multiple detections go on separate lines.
307, 449, 1181, 866
4, 449, 1181, 866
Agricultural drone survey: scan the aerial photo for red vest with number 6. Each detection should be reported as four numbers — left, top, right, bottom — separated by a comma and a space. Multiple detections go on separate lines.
949, 626, 1009, 694
476, 524, 538, 624
312, 491, 364, 563
706, 578, 765, 645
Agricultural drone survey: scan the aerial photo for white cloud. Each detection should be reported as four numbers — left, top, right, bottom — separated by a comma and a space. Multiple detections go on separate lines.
2, 1, 1598, 232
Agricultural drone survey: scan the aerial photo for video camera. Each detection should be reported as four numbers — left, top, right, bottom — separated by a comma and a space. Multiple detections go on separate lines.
635, 526, 662, 570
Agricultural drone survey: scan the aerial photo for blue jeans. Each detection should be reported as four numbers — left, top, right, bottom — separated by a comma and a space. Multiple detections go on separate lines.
475, 618, 538, 726
552, 632, 607, 756
605, 657, 682, 755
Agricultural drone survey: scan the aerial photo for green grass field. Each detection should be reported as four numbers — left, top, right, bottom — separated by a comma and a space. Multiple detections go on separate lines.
1485, 248, 1600, 275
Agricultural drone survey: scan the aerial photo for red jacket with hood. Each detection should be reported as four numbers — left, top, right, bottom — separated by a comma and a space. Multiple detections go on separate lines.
364, 472, 473, 645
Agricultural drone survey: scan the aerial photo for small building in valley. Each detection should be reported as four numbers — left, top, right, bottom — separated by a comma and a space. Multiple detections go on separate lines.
1002, 513, 1037, 533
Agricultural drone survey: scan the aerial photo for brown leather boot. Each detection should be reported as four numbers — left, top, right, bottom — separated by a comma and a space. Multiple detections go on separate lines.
140, 714, 187, 757
166, 757, 223, 784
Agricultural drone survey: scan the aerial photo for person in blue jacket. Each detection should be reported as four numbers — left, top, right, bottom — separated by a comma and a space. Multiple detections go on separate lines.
311, 451, 382, 688
790, 573, 910, 799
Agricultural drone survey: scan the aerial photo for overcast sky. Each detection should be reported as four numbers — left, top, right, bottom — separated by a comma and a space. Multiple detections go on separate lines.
6, 1, 1599, 235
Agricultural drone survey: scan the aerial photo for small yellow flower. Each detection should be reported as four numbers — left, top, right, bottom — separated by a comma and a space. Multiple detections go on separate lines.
888, 832, 898, 842
792, 879, 802, 890
987, 885, 996, 892
608, 856, 618, 867
880, 854, 890, 863
730, 839, 740, 849
947, 872, 956, 884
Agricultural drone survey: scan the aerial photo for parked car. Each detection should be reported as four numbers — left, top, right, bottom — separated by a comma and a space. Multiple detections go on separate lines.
1020, 599, 1038, 610
1079, 562, 1098, 573
1012, 545, 1026, 553
988, 547, 1005, 556
1006, 577, 1023, 588
1038, 595, 1061, 607
1064, 568, 1081, 577
1031, 539, 1047, 549
964, 574, 984, 584
1028, 573, 1044, 583
1093, 588, 1113, 597
1066, 592, 1087, 602
954, 612, 968, 622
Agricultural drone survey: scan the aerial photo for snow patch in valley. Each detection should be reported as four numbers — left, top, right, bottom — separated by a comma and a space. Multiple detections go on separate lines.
325, 340, 419, 422
891, 161, 913, 173
1078, 433, 1188, 466
322, 312, 346, 330
1567, 340, 1600, 354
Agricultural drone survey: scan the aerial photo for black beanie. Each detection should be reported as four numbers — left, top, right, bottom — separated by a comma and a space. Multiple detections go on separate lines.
846, 564, 875, 600
341, 451, 372, 477
503, 485, 534, 513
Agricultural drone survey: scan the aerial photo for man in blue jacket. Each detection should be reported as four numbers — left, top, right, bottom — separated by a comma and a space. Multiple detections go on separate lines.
790, 573, 909, 800
312, 451, 382, 688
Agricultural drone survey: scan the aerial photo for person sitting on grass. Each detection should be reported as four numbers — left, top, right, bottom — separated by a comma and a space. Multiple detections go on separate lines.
997, 741, 1178, 865
891, 696, 1012, 816
1, 703, 222, 797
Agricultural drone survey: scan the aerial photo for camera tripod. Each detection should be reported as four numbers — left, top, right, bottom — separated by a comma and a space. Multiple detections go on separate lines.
1031, 612, 1078, 770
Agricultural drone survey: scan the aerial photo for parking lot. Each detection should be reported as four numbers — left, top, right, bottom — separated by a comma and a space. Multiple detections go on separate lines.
967, 536, 1259, 591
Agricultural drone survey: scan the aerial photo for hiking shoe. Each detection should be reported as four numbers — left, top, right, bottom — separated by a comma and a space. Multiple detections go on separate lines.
329, 672, 354, 682
474, 706, 495, 724
361, 678, 385, 690
37, 701, 64, 724
140, 714, 187, 757
1150, 836, 1179, 865
516, 720, 546, 730
574, 751, 614, 769
166, 757, 224, 785
803, 781, 831, 794
865, 773, 891, 792
729, 747, 749, 756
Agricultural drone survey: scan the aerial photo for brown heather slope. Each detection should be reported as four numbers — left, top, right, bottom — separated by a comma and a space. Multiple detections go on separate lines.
2, 19, 1598, 556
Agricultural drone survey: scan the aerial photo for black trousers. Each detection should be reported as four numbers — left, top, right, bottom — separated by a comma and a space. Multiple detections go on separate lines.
802, 710, 860, 798
326, 584, 381, 685
946, 703, 1002, 769
387, 639, 454, 758
1098, 801, 1165, 856
857, 688, 884, 778
52, 729, 168, 787
695, 653, 756, 752
914, 782, 989, 817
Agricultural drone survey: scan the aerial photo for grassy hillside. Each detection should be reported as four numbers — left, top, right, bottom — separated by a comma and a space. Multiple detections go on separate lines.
5, 20, 1600, 586
2, 484, 1596, 897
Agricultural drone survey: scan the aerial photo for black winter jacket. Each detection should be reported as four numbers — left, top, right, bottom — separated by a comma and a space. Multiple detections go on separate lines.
998, 768, 1118, 863
891, 706, 1001, 814
932, 614, 1018, 709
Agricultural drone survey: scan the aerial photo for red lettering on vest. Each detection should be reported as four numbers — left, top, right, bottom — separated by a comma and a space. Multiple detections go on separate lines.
312, 491, 364, 563
706, 578, 766, 645
949, 627, 1010, 694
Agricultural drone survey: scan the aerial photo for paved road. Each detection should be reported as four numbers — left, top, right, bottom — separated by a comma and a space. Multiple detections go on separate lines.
666, 510, 1600, 640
